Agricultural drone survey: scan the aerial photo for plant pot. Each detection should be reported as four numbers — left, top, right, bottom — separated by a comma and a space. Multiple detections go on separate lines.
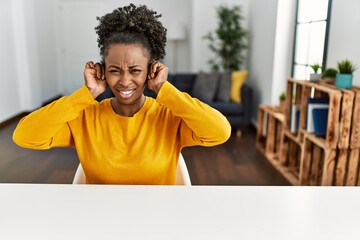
310, 73, 322, 81
336, 74, 353, 89
322, 77, 336, 84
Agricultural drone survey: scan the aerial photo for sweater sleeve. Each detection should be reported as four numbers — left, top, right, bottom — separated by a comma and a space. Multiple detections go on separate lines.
156, 81, 231, 147
13, 85, 96, 149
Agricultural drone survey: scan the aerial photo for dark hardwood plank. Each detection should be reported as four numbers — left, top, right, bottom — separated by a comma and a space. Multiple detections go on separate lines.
182, 128, 290, 185
0, 119, 79, 183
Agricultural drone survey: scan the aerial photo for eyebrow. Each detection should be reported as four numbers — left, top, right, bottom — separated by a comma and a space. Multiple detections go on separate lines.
108, 65, 142, 69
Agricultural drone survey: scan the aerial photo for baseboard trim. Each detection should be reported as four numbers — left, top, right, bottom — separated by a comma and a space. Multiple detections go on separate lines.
0, 112, 29, 129
0, 95, 63, 130
42, 94, 63, 106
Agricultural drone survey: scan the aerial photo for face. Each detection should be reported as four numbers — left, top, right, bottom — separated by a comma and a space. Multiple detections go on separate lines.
104, 43, 150, 105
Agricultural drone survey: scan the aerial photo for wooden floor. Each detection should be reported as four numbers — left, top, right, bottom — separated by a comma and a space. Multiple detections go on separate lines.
0, 117, 289, 185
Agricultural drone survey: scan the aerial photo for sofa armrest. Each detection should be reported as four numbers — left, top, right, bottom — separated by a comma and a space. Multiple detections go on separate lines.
240, 83, 253, 125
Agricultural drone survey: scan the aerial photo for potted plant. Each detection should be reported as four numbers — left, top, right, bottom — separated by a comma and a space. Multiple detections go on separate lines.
203, 5, 247, 71
321, 68, 338, 83
310, 63, 322, 81
336, 59, 357, 89
279, 92, 286, 113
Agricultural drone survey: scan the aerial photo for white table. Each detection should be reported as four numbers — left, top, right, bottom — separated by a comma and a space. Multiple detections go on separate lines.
0, 184, 359, 240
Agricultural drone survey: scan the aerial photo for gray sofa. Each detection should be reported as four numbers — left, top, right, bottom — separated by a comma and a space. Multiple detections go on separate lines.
97, 73, 253, 132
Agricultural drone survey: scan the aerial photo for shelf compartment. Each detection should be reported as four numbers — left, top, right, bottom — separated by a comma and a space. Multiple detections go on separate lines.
299, 132, 336, 186
256, 105, 284, 161
277, 130, 303, 185
318, 81, 355, 149
287, 78, 343, 149
336, 148, 360, 186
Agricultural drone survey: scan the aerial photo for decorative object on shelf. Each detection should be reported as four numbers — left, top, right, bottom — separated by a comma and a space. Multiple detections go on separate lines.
203, 4, 247, 71
167, 23, 186, 73
279, 91, 286, 113
336, 59, 357, 89
321, 68, 338, 83
306, 97, 329, 133
313, 108, 329, 137
310, 63, 322, 81
290, 104, 300, 133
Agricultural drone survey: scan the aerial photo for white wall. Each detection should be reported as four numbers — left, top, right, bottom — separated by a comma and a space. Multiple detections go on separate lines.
327, 0, 360, 86
0, 0, 21, 122
33, 0, 59, 102
20, 0, 42, 110
0, 0, 59, 123
57, 0, 105, 95
247, 0, 279, 124
271, 0, 296, 106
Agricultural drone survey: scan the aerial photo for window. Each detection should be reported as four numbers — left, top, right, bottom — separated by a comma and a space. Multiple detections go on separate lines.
292, 0, 332, 79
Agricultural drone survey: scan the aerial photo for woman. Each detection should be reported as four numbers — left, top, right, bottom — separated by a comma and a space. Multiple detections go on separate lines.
13, 4, 231, 184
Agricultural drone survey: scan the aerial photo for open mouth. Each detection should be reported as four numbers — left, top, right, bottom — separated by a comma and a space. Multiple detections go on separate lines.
117, 89, 135, 99
120, 90, 133, 95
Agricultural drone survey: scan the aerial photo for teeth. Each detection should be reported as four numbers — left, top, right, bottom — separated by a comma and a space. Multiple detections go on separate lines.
120, 90, 133, 95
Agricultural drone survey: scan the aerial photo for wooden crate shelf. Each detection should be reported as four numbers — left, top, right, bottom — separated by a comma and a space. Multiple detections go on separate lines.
257, 78, 360, 186
300, 132, 336, 186
278, 130, 303, 185
257, 129, 299, 186
256, 105, 284, 161
318, 81, 355, 149
336, 148, 360, 186
300, 146, 360, 186
350, 87, 360, 149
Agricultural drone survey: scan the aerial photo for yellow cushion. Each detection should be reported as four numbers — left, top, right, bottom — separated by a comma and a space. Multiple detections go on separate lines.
230, 70, 248, 103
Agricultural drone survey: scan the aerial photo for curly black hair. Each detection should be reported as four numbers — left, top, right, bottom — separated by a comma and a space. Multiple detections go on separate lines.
95, 4, 167, 64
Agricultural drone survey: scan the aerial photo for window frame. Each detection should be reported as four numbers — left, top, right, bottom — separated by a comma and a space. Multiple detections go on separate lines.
291, 0, 333, 78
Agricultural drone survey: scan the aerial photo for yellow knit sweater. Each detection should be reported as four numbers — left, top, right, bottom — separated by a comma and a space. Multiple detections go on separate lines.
13, 82, 231, 184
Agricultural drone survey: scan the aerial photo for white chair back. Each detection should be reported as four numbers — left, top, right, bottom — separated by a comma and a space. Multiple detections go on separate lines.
72, 153, 191, 186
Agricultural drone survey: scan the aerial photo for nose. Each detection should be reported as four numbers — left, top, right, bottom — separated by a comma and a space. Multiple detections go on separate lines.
118, 72, 131, 86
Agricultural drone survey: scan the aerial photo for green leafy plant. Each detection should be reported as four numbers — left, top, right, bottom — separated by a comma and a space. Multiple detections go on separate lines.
322, 68, 338, 78
311, 64, 321, 74
203, 5, 248, 71
337, 59, 357, 74
279, 92, 286, 101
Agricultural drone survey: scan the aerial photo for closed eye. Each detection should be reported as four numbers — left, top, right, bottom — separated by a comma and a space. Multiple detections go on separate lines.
130, 69, 142, 74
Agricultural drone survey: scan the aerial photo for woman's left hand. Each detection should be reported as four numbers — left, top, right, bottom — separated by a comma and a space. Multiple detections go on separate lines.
147, 61, 168, 94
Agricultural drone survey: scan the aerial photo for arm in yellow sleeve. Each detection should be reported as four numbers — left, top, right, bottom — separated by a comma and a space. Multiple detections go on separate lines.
13, 85, 96, 149
156, 81, 231, 147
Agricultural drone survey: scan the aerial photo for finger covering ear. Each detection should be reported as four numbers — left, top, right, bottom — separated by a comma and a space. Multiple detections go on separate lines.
94, 63, 102, 79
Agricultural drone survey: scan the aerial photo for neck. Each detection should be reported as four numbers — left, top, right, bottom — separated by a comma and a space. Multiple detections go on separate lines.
111, 94, 146, 117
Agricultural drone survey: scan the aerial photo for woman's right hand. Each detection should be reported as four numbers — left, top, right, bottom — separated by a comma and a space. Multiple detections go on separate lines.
84, 61, 107, 99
